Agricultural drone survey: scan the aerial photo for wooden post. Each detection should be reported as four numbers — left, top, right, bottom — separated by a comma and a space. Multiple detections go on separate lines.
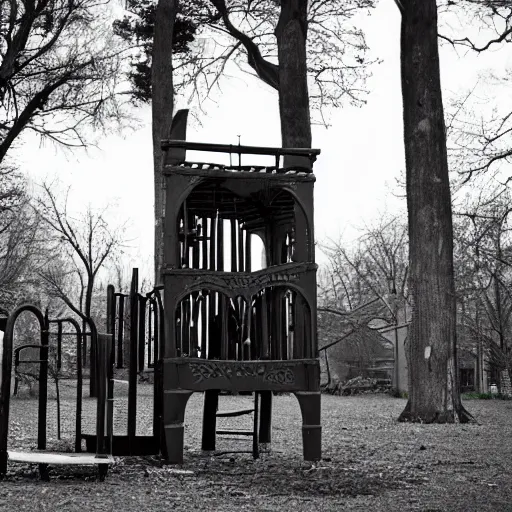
106, 286, 115, 454
57, 321, 62, 371
38, 317, 49, 451
117, 294, 125, 368
201, 390, 219, 451
138, 296, 147, 372
107, 286, 116, 368
258, 391, 272, 444
128, 269, 139, 453
95, 333, 112, 459
147, 298, 153, 367
153, 290, 164, 454
253, 392, 260, 459
71, 319, 83, 453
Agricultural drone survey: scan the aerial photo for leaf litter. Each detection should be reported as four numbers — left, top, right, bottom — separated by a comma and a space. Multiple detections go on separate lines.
1, 392, 511, 511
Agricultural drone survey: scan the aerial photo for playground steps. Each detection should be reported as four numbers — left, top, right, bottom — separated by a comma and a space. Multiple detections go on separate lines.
215, 396, 260, 458
216, 429, 254, 436
216, 407, 254, 418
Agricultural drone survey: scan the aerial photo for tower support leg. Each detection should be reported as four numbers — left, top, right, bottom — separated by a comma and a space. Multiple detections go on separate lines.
294, 391, 321, 461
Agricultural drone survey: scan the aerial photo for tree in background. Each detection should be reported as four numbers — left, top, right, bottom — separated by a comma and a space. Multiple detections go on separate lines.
0, 0, 130, 164
318, 217, 409, 390
33, 182, 126, 394
454, 184, 512, 392
34, 182, 126, 324
437, 0, 512, 183
395, 0, 472, 422
115, 0, 375, 122
0, 166, 57, 309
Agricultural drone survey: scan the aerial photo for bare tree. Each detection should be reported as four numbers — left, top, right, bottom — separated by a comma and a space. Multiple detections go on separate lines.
395, 0, 472, 423
454, 185, 512, 391
437, 1, 512, 182
318, 217, 409, 389
0, 0, 131, 163
0, 167, 56, 308
34, 182, 126, 323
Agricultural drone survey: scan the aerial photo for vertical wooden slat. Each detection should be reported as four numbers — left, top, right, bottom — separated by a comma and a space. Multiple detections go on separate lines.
288, 292, 295, 359
182, 297, 190, 356
304, 302, 312, 359
182, 202, 189, 267
238, 223, 245, 272
274, 290, 283, 360
221, 297, 228, 360
261, 291, 269, 359
191, 214, 200, 354
209, 215, 217, 359
294, 292, 305, 359
176, 303, 182, 356
281, 293, 288, 360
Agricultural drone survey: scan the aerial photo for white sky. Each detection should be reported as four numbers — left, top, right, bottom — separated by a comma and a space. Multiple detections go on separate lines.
15, 0, 512, 275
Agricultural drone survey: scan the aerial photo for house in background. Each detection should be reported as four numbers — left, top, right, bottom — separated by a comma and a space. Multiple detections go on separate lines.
321, 325, 395, 387
379, 322, 409, 395
380, 321, 498, 395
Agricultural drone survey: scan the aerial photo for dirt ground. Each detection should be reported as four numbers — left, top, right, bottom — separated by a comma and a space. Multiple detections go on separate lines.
2, 390, 512, 511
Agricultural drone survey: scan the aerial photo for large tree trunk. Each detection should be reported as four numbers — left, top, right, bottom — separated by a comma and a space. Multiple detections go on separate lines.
398, 0, 472, 423
152, 0, 177, 284
275, 0, 312, 165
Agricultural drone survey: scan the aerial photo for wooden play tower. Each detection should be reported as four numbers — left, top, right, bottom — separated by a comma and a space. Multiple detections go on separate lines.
161, 110, 321, 463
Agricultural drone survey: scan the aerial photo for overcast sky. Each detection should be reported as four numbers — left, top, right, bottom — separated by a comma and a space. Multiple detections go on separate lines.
16, 0, 512, 275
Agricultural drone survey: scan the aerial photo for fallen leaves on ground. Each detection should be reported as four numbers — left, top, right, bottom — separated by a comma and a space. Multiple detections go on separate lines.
2, 391, 512, 511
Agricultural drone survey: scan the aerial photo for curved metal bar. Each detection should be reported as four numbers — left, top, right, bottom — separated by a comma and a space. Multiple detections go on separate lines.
50, 318, 83, 453
0, 304, 48, 476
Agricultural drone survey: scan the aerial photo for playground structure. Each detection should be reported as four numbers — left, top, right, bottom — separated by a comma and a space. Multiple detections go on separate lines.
0, 305, 113, 479
0, 109, 323, 474
161, 110, 322, 463
82, 271, 165, 456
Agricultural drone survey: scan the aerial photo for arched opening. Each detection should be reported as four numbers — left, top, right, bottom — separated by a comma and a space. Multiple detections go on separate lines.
248, 286, 313, 361
176, 180, 309, 271
174, 291, 250, 361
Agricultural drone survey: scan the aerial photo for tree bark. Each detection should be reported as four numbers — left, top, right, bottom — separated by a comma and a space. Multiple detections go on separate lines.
152, 0, 177, 284
275, 0, 312, 166
398, 0, 473, 423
